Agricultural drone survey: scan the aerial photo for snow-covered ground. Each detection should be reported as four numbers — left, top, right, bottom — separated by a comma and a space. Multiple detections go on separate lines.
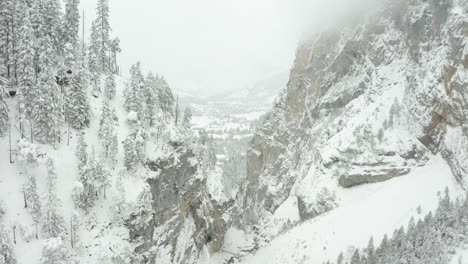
210, 155, 462, 264
0, 76, 149, 263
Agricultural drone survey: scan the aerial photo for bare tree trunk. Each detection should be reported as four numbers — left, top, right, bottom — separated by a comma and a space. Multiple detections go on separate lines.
23, 190, 27, 208
70, 217, 74, 248
9, 121, 13, 164
67, 121, 70, 146
30, 119, 33, 143
12, 225, 16, 244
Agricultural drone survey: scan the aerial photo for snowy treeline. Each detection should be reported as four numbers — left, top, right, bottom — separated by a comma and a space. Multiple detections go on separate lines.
327, 189, 468, 264
0, 0, 118, 144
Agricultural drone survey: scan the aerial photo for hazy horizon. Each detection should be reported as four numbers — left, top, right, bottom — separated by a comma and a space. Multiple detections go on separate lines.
80, 0, 381, 96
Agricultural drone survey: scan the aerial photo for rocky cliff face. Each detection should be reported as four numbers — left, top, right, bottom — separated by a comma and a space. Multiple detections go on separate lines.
244, 0, 468, 223
129, 144, 231, 264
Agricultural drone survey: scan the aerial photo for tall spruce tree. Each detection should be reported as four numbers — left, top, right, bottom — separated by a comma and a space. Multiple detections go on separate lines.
67, 68, 90, 129
0, 67, 9, 137
42, 159, 67, 239
24, 174, 41, 239
94, 0, 111, 73
62, 0, 80, 69
31, 36, 61, 144
0, 223, 16, 264
104, 73, 116, 100
99, 101, 118, 164
124, 62, 144, 118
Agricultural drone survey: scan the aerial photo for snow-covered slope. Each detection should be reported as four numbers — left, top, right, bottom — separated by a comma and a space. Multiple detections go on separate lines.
238, 156, 461, 263
0, 76, 146, 263
219, 0, 468, 263
244, 0, 467, 221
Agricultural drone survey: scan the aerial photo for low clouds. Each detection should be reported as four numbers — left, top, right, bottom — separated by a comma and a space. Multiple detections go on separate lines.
80, 0, 380, 95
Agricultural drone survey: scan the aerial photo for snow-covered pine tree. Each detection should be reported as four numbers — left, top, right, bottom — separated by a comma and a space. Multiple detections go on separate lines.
124, 62, 144, 119
42, 0, 62, 56
32, 37, 61, 144
67, 68, 90, 129
94, 157, 111, 198
70, 211, 80, 248
94, 0, 111, 73
0, 0, 16, 81
16, 5, 36, 134
88, 20, 100, 79
24, 174, 41, 239
104, 73, 116, 100
350, 249, 360, 264
0, 68, 9, 137
40, 237, 68, 264
182, 106, 192, 128
123, 135, 138, 171
123, 126, 145, 170
78, 151, 99, 210
112, 175, 127, 218
174, 94, 180, 126
336, 252, 343, 264
0, 223, 16, 264
109, 37, 121, 74
62, 0, 80, 68
143, 72, 158, 127
98, 101, 118, 163
78, 150, 111, 210
75, 132, 88, 172
156, 76, 175, 117
42, 158, 67, 239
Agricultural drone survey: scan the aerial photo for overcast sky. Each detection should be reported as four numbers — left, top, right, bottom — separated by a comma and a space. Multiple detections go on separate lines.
80, 0, 377, 96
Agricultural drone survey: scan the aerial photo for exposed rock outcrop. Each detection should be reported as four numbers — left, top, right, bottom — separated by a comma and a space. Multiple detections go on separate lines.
129, 146, 230, 263
244, 0, 468, 223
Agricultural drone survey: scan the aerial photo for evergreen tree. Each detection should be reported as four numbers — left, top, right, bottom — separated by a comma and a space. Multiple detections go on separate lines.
67, 68, 90, 129
365, 237, 375, 264
0, 223, 16, 264
123, 130, 144, 171
70, 211, 80, 248
112, 175, 127, 217
156, 76, 174, 116
336, 252, 343, 264
75, 132, 88, 172
24, 174, 41, 239
78, 150, 111, 210
88, 20, 100, 79
0, 70, 9, 137
62, 0, 80, 68
104, 73, 116, 100
143, 72, 158, 127
16, 5, 36, 121
350, 249, 360, 264
31, 37, 61, 144
182, 106, 192, 128
98, 101, 118, 164
42, 0, 62, 56
174, 94, 180, 126
109, 37, 121, 74
124, 62, 144, 118
94, 0, 111, 72
42, 159, 67, 239
40, 237, 68, 264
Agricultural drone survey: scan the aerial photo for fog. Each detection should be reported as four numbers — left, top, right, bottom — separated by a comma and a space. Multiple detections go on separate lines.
80, 0, 380, 96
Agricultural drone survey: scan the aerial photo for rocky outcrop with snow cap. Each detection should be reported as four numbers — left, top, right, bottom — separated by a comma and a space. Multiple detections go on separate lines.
244, 0, 468, 223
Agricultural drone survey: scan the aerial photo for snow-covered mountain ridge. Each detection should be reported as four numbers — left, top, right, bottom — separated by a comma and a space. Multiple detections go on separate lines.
244, 0, 467, 223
